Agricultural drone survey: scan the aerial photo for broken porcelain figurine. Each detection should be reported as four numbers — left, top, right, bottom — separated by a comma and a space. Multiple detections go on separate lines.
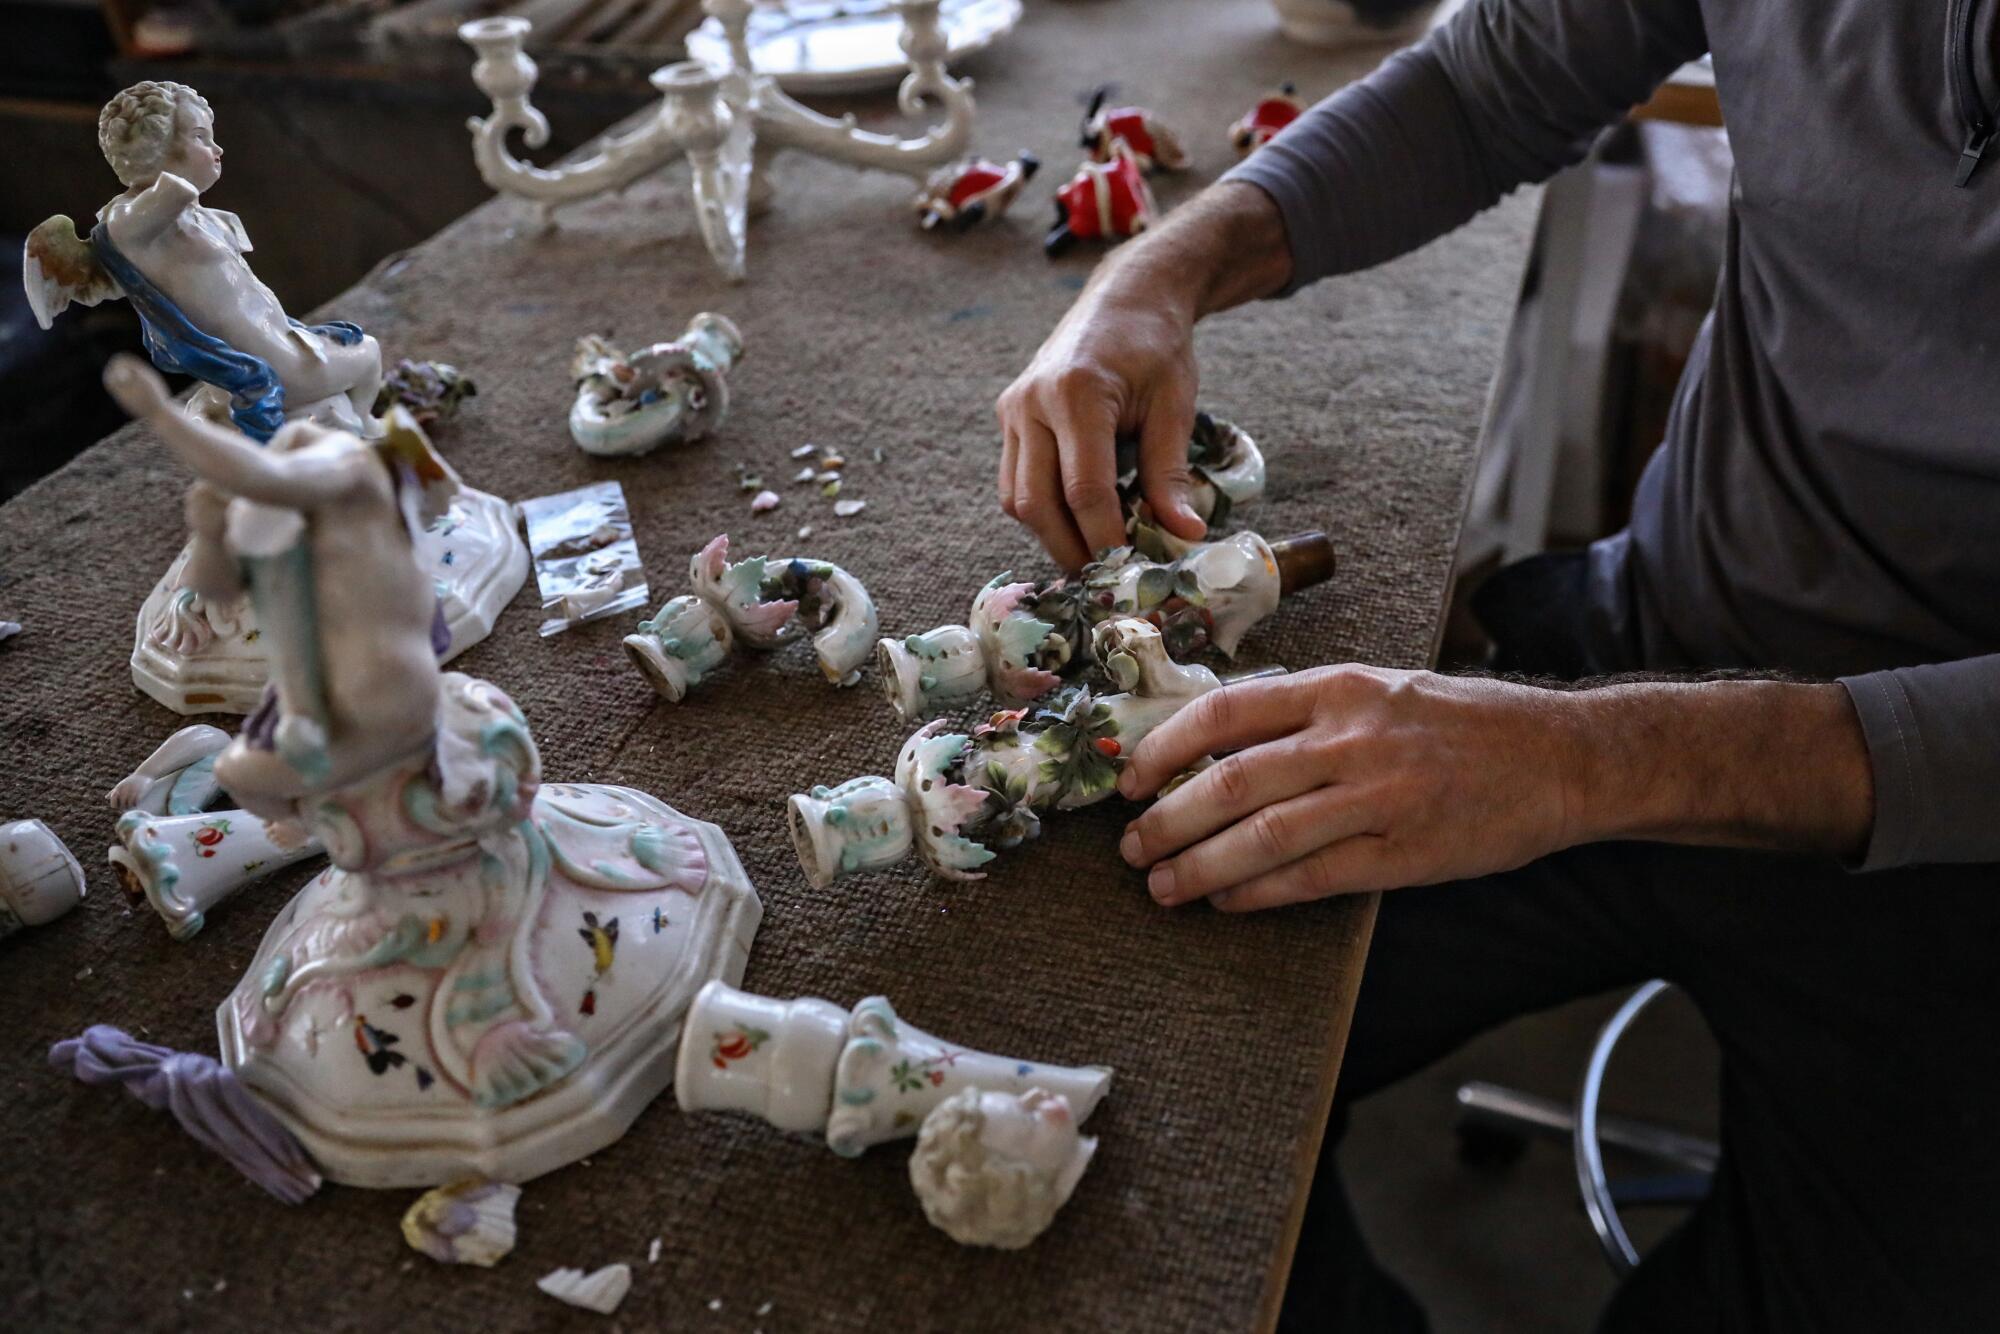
403, 1178, 522, 1267
914, 152, 1040, 230
462, 0, 978, 280
107, 724, 326, 940
876, 527, 1331, 724
626, 534, 879, 702
910, 1087, 1097, 1249
103, 353, 762, 1188
1230, 83, 1306, 156
20, 81, 527, 714
376, 359, 477, 430
806, 618, 1286, 885
108, 723, 230, 814
0, 820, 87, 939
1079, 87, 1188, 174
675, 980, 1111, 1158
1045, 140, 1156, 258
109, 808, 321, 942
569, 312, 744, 457
537, 1264, 632, 1315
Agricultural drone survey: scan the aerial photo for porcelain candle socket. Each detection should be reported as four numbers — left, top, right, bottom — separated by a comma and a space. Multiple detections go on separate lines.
0, 820, 86, 938
568, 313, 744, 457
675, 981, 1112, 1157
109, 809, 322, 942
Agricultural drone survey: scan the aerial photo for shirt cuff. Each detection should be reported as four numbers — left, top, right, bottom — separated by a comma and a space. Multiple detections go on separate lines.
1838, 671, 1930, 872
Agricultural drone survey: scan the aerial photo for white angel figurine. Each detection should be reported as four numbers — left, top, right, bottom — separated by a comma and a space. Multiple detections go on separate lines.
25, 80, 382, 439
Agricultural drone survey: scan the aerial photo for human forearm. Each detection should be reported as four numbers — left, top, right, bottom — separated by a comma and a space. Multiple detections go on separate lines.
1089, 181, 1295, 324
1226, 0, 1706, 290
1562, 680, 1874, 861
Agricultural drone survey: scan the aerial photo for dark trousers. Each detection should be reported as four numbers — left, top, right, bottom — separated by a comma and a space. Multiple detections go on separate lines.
1278, 553, 2000, 1332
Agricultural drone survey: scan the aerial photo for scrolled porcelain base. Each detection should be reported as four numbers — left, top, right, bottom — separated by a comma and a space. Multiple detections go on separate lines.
217, 680, 763, 1188
674, 981, 1111, 1157
132, 483, 528, 715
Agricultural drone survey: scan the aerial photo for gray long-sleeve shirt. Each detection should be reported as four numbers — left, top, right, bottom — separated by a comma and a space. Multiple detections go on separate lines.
1226, 0, 2000, 870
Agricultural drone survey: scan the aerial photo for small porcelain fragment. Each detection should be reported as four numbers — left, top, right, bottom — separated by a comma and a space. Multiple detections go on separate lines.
0, 620, 19, 642
376, 359, 477, 429
674, 982, 1112, 1158
647, 1237, 662, 1264
790, 443, 817, 458
797, 526, 813, 540
833, 499, 867, 517
1080, 87, 1189, 173
568, 313, 743, 457
914, 152, 1040, 231
910, 1087, 1097, 1248
1229, 83, 1306, 156
402, 1179, 522, 1267
0, 820, 86, 938
751, 489, 781, 513
793, 466, 817, 482
537, 1264, 632, 1315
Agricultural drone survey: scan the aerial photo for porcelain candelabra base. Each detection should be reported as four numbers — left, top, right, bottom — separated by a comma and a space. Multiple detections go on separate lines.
218, 779, 763, 1187
131, 484, 528, 715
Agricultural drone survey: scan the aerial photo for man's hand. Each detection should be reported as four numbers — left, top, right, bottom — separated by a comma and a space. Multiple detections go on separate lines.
997, 183, 1295, 570
1116, 668, 1875, 912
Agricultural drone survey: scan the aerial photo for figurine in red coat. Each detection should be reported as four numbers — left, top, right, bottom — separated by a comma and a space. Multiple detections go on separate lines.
1079, 87, 1189, 175
1229, 83, 1307, 156
914, 152, 1042, 231
1045, 141, 1158, 257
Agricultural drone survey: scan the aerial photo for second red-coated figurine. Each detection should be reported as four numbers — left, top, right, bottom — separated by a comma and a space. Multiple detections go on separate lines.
1045, 141, 1159, 257
1229, 83, 1307, 156
1079, 86, 1190, 174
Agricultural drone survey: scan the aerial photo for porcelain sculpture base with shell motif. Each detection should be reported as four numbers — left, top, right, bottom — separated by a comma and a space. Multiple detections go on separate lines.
215, 685, 762, 1187
132, 483, 527, 715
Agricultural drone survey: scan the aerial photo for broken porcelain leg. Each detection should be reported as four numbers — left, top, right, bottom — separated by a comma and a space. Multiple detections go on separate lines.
626, 534, 879, 701
910, 1087, 1097, 1249
0, 820, 86, 939
569, 312, 744, 457
538, 1264, 633, 1315
877, 527, 1331, 724
108, 809, 322, 942
103, 353, 761, 1188
674, 981, 1112, 1158
108, 723, 231, 814
810, 619, 1286, 886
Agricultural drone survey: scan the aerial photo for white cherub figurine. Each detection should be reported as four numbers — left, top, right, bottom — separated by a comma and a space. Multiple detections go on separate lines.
908, 1087, 1098, 1249
26, 81, 383, 439
102, 352, 442, 815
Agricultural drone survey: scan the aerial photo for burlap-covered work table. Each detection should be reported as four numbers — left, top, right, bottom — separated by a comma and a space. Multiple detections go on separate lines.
0, 1, 1533, 1327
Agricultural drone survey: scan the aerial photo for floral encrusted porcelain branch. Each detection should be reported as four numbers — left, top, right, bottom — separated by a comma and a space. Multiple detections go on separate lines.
877, 527, 1330, 725
797, 618, 1285, 886
675, 980, 1112, 1157
626, 534, 879, 702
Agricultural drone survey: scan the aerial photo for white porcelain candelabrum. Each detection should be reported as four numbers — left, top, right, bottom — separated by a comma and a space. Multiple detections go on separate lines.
675, 980, 1111, 1157
625, 534, 878, 701
461, 0, 977, 280
101, 354, 762, 1188
877, 529, 1331, 725
798, 618, 1286, 886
